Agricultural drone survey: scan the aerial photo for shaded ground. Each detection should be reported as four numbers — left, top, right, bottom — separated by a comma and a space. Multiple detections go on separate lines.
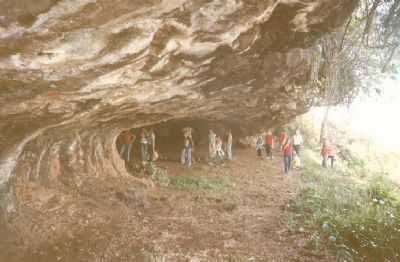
1, 149, 333, 262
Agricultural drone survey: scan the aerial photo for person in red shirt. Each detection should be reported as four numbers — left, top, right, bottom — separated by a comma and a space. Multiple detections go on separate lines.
279, 129, 288, 151
265, 129, 274, 159
282, 138, 293, 174
119, 130, 136, 163
321, 138, 335, 168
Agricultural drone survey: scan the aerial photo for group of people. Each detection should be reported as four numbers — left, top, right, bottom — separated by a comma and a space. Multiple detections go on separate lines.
118, 126, 336, 174
208, 129, 233, 164
179, 128, 234, 168
118, 128, 157, 166
262, 128, 337, 174
256, 129, 276, 159
255, 129, 304, 174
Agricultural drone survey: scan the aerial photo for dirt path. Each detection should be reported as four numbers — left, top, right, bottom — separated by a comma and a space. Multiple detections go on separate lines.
3, 149, 331, 262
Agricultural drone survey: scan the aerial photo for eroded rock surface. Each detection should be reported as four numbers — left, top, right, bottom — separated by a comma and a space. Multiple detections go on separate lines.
0, 0, 356, 225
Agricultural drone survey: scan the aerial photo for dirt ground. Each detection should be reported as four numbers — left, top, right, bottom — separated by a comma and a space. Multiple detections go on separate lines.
1, 149, 333, 262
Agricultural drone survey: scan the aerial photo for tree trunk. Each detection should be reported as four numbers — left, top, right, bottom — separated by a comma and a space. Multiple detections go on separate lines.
320, 106, 331, 143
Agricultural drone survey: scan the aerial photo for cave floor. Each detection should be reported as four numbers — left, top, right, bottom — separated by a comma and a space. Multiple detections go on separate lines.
3, 149, 334, 262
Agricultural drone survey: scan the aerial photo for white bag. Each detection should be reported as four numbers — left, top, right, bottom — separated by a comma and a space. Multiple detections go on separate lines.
293, 155, 301, 168
152, 151, 159, 161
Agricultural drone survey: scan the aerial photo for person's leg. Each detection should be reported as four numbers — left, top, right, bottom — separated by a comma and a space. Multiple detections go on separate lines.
184, 148, 187, 167
286, 156, 291, 173
187, 147, 192, 167
181, 148, 186, 165
284, 156, 289, 173
120, 144, 127, 159
148, 143, 153, 161
330, 156, 335, 168
283, 156, 287, 173
267, 145, 272, 158
146, 144, 150, 161
270, 145, 273, 159
216, 151, 221, 164
140, 143, 145, 162
322, 155, 327, 168
294, 145, 300, 157
184, 147, 188, 167
227, 144, 232, 160
126, 143, 132, 162
220, 150, 224, 163
142, 143, 149, 162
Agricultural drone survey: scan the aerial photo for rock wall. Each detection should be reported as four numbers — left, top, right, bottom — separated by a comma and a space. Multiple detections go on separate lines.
0, 0, 357, 219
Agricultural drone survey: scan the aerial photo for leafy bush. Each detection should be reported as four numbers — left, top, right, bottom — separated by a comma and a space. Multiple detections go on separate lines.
292, 155, 400, 261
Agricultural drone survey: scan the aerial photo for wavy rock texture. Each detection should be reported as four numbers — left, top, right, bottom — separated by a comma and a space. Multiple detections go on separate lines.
0, 0, 357, 221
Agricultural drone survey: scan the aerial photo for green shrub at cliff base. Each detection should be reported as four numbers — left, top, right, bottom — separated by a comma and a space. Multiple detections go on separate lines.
148, 163, 228, 190
294, 155, 400, 261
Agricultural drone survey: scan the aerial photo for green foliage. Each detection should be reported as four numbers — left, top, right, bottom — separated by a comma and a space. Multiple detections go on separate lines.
148, 163, 171, 187
167, 175, 227, 190
367, 175, 400, 205
291, 154, 400, 261
148, 163, 228, 191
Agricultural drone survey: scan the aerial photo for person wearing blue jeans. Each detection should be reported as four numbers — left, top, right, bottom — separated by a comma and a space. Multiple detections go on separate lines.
120, 143, 132, 162
282, 139, 293, 174
226, 129, 233, 161
284, 154, 292, 174
184, 146, 192, 168
119, 130, 135, 163
322, 155, 335, 168
140, 129, 149, 163
182, 135, 193, 168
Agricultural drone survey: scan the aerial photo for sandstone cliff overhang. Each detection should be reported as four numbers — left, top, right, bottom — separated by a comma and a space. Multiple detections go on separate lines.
0, 0, 357, 218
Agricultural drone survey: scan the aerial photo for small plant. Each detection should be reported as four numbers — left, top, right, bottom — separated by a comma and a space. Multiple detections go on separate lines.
281, 212, 298, 233
148, 164, 171, 187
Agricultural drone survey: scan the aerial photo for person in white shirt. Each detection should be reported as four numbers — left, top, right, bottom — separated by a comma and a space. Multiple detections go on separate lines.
209, 129, 217, 161
215, 136, 225, 162
181, 128, 194, 168
226, 129, 233, 161
293, 129, 304, 157
256, 133, 264, 157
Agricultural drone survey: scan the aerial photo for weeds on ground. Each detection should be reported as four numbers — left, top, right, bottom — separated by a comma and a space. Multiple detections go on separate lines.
288, 154, 400, 262
147, 163, 229, 191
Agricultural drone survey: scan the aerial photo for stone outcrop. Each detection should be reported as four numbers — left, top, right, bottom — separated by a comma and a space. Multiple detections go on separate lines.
0, 0, 357, 220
